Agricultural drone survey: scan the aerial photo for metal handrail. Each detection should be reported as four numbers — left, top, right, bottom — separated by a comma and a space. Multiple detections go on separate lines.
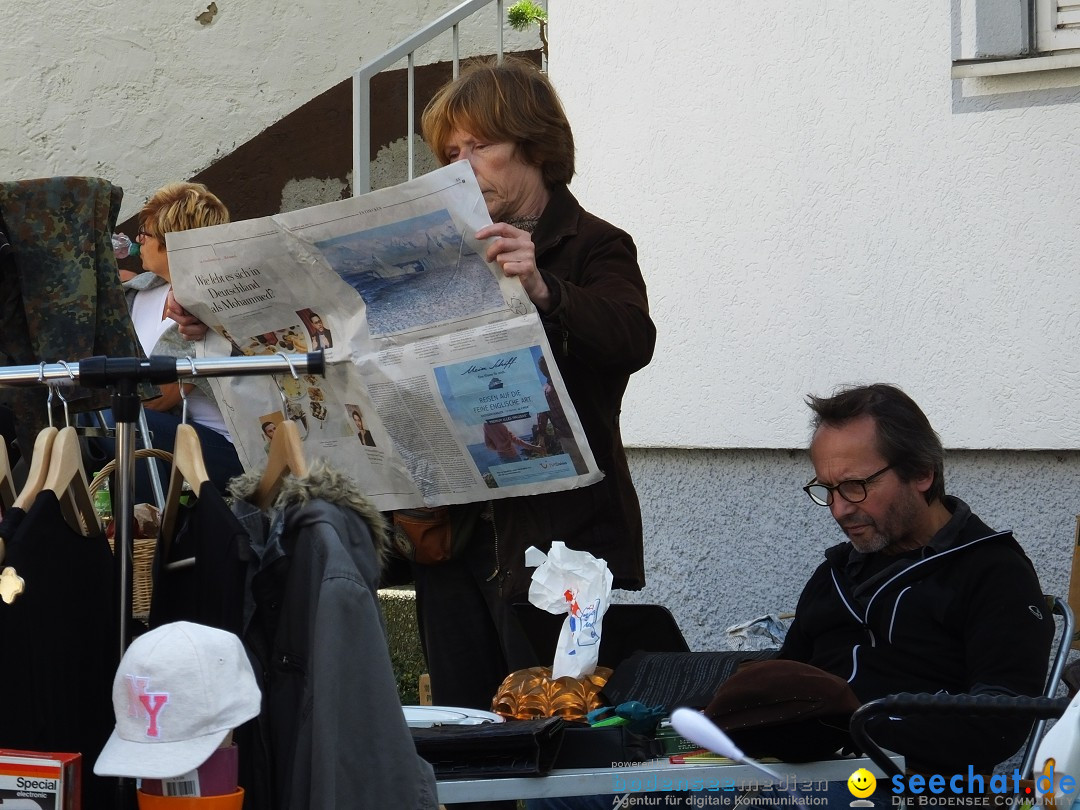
351, 0, 507, 195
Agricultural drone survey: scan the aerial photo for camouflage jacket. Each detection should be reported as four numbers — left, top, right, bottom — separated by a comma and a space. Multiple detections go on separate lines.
0, 177, 147, 453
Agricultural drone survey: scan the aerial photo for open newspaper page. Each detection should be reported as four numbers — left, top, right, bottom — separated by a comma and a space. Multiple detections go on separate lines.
166, 162, 601, 510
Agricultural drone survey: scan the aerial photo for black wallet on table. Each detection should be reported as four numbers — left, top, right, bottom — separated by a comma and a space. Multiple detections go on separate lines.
411, 716, 566, 779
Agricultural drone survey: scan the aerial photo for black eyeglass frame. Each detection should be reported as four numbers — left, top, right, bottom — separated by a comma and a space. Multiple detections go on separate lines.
803, 464, 893, 507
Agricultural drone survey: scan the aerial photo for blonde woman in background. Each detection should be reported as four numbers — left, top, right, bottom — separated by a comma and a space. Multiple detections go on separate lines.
93, 182, 245, 500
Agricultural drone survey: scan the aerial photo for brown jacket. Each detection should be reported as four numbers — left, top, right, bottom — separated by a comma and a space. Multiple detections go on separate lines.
488, 183, 656, 603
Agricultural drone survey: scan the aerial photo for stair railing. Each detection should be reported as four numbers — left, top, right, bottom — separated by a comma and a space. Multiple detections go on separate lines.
352, 0, 509, 195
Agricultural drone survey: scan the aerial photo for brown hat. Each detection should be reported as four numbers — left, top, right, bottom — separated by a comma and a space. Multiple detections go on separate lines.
704, 659, 861, 762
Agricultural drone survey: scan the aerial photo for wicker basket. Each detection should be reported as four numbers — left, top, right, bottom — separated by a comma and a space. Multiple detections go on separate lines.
90, 449, 172, 621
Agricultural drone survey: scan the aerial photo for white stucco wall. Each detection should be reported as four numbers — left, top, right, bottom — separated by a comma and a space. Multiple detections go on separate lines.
550, 0, 1080, 450
0, 0, 533, 223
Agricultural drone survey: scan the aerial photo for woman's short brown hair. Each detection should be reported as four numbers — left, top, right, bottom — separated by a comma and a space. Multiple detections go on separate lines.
139, 182, 229, 240
421, 57, 575, 188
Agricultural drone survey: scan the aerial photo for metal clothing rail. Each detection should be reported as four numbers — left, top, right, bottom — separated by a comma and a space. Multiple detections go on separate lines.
0, 352, 326, 662
0, 353, 324, 388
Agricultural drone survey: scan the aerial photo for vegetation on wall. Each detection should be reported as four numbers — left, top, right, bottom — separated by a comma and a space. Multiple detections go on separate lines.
508, 1, 548, 59
380, 589, 426, 705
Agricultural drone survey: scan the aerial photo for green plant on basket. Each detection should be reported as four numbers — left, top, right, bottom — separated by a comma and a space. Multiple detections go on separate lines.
508, 0, 548, 59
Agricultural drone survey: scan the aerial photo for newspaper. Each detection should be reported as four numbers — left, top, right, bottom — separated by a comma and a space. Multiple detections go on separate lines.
166, 162, 601, 510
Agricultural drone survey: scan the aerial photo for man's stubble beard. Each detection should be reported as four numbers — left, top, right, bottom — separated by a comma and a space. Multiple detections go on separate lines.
845, 487, 924, 555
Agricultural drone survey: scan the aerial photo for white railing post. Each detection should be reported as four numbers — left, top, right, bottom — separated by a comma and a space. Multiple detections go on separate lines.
407, 52, 416, 183
351, 0, 514, 195
353, 77, 372, 197
497, 0, 504, 62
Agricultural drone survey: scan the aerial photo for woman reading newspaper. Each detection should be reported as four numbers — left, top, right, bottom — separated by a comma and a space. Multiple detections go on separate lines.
168, 57, 656, 727
412, 57, 656, 723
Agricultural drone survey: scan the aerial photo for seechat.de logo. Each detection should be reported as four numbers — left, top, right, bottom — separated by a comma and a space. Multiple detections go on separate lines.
849, 768, 878, 806
887, 765, 1071, 804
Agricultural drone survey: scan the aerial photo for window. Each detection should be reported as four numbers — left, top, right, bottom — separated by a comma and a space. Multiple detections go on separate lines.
952, 0, 1080, 76
1036, 0, 1080, 51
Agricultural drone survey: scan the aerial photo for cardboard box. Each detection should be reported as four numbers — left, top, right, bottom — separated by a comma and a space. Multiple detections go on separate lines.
0, 750, 81, 810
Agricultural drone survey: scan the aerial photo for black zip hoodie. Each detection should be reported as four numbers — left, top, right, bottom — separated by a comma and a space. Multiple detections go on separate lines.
779, 496, 1054, 773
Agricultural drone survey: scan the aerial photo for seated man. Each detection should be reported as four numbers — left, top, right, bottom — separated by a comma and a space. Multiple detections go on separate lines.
782, 382, 1054, 775
532, 384, 1053, 810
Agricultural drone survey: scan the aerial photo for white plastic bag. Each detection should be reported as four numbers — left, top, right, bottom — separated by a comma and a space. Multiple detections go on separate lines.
525, 541, 613, 679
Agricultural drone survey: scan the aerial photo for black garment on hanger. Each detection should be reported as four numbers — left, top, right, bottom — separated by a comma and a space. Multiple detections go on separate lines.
0, 491, 118, 810
148, 480, 247, 636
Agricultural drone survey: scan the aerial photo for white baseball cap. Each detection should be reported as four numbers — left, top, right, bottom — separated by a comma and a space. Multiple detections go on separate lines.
94, 622, 261, 779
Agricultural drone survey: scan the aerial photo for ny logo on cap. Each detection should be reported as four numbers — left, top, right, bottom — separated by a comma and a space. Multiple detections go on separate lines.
124, 674, 170, 738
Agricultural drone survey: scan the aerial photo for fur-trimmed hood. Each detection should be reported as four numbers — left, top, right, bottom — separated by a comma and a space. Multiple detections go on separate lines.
228, 458, 390, 567
232, 460, 439, 808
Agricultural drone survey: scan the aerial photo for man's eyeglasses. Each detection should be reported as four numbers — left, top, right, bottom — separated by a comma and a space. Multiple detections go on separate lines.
803, 464, 893, 507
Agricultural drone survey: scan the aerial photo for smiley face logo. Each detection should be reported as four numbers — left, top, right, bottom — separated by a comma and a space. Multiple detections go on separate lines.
848, 768, 877, 798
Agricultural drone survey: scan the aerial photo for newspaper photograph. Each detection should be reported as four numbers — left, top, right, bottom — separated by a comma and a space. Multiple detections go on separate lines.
166, 162, 601, 510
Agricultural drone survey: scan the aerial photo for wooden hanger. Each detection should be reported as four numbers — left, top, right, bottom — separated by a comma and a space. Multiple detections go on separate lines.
159, 422, 210, 555
1, 427, 57, 566
12, 425, 58, 513
43, 425, 101, 537
3, 422, 59, 565
254, 418, 307, 510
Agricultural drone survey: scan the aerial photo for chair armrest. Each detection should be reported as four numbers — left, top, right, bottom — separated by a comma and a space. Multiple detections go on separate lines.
849, 693, 1071, 779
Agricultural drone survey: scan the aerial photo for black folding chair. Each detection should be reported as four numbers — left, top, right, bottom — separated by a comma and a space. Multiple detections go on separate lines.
849, 595, 1075, 779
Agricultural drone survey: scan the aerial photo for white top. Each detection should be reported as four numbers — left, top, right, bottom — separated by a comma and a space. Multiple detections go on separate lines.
130, 281, 172, 357
130, 281, 231, 439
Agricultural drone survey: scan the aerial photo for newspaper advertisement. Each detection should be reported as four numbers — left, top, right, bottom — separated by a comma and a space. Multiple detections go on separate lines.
166, 162, 601, 510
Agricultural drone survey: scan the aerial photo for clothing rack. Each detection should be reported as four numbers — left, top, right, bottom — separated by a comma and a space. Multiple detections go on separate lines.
0, 351, 325, 657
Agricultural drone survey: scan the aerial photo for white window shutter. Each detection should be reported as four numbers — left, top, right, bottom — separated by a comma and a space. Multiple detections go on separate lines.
1037, 0, 1080, 51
